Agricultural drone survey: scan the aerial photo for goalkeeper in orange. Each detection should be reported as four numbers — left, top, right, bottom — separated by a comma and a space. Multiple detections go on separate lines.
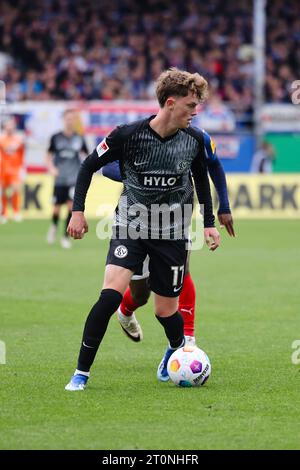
0, 117, 25, 223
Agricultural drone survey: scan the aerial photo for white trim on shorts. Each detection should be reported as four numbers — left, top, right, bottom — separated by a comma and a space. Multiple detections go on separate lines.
131, 255, 150, 281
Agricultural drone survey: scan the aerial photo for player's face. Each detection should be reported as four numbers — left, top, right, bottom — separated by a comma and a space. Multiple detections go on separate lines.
4, 118, 16, 134
169, 92, 199, 128
64, 112, 76, 132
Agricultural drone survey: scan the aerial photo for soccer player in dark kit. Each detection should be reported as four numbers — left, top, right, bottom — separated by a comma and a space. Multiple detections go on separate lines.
65, 68, 220, 391
101, 128, 234, 382
46, 109, 88, 249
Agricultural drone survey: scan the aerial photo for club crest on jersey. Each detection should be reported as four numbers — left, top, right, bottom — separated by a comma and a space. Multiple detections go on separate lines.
114, 245, 128, 259
177, 161, 188, 171
96, 139, 109, 158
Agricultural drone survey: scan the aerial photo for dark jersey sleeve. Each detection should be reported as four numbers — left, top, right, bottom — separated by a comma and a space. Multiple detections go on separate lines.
187, 127, 215, 228
203, 130, 231, 214
72, 127, 124, 211
208, 159, 230, 214
191, 155, 215, 228
102, 161, 122, 182
81, 137, 89, 155
48, 135, 56, 153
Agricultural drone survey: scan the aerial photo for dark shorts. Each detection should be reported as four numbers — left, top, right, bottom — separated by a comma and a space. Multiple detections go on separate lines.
53, 185, 75, 205
106, 238, 187, 297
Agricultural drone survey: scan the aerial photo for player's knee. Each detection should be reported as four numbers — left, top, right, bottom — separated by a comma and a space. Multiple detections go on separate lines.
130, 279, 151, 306
131, 288, 151, 306
155, 298, 179, 317
156, 308, 178, 318
98, 288, 123, 312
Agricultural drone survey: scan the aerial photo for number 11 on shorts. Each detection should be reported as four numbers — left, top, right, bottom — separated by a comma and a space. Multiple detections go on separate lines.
171, 265, 184, 291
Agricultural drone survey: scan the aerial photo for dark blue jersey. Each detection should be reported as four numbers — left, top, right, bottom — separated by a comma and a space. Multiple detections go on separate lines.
202, 129, 230, 214
102, 160, 122, 182
102, 128, 231, 214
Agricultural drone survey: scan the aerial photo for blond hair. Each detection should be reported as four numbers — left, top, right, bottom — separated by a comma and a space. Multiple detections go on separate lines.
156, 68, 208, 107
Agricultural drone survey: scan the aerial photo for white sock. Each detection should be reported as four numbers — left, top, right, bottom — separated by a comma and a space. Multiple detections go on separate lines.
75, 369, 90, 377
185, 335, 196, 342
118, 309, 134, 320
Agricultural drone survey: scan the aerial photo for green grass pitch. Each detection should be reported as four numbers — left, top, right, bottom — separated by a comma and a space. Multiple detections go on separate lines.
0, 219, 299, 450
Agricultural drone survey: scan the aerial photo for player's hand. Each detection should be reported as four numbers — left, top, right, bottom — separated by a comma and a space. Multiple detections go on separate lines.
204, 227, 220, 251
67, 211, 89, 239
218, 213, 235, 237
50, 167, 59, 177
19, 167, 27, 182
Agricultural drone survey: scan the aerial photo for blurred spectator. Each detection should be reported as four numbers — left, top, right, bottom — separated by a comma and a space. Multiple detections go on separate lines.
0, 0, 299, 111
193, 95, 236, 132
251, 141, 276, 173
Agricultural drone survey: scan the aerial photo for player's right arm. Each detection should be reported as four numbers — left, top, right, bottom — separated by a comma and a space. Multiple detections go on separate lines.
46, 135, 58, 177
46, 152, 58, 177
68, 127, 124, 239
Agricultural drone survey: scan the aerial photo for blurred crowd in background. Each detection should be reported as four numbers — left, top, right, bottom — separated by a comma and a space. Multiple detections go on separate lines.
0, 0, 299, 114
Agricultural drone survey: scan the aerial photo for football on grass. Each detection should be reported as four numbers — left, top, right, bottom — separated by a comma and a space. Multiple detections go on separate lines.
167, 345, 211, 387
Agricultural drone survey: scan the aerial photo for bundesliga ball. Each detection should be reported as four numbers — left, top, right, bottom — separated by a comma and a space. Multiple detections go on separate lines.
167, 346, 211, 387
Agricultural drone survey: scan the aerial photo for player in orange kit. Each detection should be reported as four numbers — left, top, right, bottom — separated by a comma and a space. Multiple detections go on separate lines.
0, 117, 25, 223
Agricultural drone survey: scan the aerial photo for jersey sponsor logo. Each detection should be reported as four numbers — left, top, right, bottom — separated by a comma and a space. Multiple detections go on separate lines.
59, 149, 76, 159
55, 135, 83, 153
138, 174, 183, 188
3, 144, 20, 154
96, 139, 109, 158
114, 245, 128, 259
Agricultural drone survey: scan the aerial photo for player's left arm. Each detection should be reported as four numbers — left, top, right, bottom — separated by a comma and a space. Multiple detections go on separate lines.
80, 137, 89, 160
203, 130, 235, 237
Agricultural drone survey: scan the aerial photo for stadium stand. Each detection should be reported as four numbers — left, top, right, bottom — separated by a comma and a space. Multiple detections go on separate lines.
0, 0, 299, 110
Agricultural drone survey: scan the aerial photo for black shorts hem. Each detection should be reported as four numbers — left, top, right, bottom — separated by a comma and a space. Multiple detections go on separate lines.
53, 185, 75, 205
150, 285, 182, 298
105, 260, 137, 273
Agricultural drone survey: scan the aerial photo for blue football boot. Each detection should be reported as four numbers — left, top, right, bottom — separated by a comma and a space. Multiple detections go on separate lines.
65, 373, 89, 391
157, 346, 176, 382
